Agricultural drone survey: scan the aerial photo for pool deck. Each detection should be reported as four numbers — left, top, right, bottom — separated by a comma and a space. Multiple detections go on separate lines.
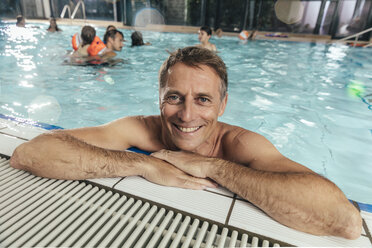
3, 18, 371, 46
1, 115, 372, 247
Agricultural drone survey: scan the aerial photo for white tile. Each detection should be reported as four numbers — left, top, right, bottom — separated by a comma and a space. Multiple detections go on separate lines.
87, 177, 122, 189
0, 120, 46, 141
0, 133, 26, 156
204, 186, 234, 198
0, 122, 6, 129
229, 199, 372, 247
114, 176, 233, 224
0, 118, 13, 130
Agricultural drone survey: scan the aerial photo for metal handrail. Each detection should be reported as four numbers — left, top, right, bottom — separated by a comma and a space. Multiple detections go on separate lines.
60, 5, 71, 18
338, 27, 372, 47
71, 0, 86, 19
339, 27, 372, 41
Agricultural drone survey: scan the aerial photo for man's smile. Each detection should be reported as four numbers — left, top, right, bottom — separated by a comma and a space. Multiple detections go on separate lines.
173, 124, 202, 133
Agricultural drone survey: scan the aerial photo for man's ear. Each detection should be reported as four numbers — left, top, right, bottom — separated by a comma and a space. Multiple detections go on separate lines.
218, 93, 228, 116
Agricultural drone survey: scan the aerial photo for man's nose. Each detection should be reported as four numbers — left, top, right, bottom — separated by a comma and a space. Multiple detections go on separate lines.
178, 99, 195, 122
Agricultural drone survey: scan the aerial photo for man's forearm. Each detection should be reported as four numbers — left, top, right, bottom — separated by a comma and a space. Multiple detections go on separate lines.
208, 159, 362, 239
10, 132, 146, 180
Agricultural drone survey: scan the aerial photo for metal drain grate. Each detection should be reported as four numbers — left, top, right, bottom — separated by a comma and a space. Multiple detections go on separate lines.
0, 155, 281, 247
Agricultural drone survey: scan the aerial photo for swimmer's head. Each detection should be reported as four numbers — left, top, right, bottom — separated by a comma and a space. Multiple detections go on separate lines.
215, 28, 223, 38
200, 26, 212, 36
131, 31, 144, 46
81, 26, 96, 46
106, 25, 116, 32
104, 29, 124, 51
16, 15, 25, 27
159, 46, 228, 100
198, 26, 213, 44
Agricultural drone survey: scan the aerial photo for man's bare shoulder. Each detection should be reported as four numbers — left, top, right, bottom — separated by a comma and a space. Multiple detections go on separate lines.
120, 115, 164, 151
218, 122, 269, 164
218, 122, 312, 172
218, 122, 259, 144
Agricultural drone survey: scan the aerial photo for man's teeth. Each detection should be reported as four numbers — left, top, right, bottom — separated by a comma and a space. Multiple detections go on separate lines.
178, 126, 199, 133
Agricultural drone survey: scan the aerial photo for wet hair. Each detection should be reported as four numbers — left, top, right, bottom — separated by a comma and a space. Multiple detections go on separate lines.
200, 26, 212, 36
81, 26, 96, 46
106, 25, 116, 32
48, 18, 61, 31
131, 31, 144, 46
104, 29, 124, 44
159, 46, 228, 100
16, 15, 24, 25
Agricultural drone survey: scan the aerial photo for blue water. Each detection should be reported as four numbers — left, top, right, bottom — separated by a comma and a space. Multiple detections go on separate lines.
0, 21, 371, 204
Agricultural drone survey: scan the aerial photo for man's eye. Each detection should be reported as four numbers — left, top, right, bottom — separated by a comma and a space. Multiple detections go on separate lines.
166, 95, 181, 103
169, 95, 179, 100
199, 97, 210, 103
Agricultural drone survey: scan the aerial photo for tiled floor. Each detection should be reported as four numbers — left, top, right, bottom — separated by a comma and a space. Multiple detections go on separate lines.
1, 115, 371, 247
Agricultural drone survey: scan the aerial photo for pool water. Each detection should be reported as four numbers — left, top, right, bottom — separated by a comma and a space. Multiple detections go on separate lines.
0, 21, 371, 204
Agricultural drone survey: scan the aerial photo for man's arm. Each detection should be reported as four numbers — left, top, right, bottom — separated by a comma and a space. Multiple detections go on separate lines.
10, 116, 215, 189
151, 131, 362, 239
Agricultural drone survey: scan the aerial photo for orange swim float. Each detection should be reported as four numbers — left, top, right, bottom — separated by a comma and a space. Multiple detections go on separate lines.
87, 36, 107, 56
71, 33, 81, 51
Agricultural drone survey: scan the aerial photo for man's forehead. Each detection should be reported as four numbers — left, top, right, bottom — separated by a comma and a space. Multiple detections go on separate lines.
165, 64, 220, 88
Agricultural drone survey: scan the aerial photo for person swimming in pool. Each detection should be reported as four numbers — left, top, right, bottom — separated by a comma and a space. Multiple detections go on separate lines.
10, 46, 361, 239
47, 18, 62, 32
131, 31, 151, 46
102, 29, 125, 58
196, 26, 216, 51
73, 25, 96, 57
71, 26, 124, 64
16, 15, 26, 27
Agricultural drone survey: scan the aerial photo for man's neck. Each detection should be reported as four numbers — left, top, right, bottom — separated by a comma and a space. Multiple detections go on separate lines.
105, 44, 113, 52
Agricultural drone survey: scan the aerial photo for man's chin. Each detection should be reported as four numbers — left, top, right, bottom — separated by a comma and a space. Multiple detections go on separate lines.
173, 140, 199, 152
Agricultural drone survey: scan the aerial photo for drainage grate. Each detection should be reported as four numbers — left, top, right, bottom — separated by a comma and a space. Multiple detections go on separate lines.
0, 155, 281, 247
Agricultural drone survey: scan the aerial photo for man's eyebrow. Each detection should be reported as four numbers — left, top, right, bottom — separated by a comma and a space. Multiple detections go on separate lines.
196, 93, 214, 99
163, 90, 181, 96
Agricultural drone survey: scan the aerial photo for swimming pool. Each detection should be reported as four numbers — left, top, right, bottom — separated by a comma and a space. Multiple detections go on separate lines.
0, 21, 371, 205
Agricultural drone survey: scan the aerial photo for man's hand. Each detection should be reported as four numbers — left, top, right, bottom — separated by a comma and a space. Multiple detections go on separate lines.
151, 150, 214, 179
142, 155, 216, 190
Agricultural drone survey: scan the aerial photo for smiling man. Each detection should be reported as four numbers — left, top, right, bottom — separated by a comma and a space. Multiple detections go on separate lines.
10, 46, 361, 239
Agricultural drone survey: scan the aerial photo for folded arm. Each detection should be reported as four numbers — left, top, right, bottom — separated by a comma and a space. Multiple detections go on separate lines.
152, 130, 362, 239
10, 116, 215, 189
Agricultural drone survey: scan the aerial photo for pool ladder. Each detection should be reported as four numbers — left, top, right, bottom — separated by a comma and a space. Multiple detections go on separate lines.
60, 0, 86, 19
338, 27, 372, 48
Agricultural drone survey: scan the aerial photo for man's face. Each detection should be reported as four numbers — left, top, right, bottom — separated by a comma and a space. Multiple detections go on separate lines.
109, 33, 124, 51
159, 63, 227, 152
198, 30, 210, 43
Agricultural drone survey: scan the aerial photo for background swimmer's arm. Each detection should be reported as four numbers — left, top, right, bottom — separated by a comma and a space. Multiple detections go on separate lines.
9, 116, 215, 189
152, 131, 362, 239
